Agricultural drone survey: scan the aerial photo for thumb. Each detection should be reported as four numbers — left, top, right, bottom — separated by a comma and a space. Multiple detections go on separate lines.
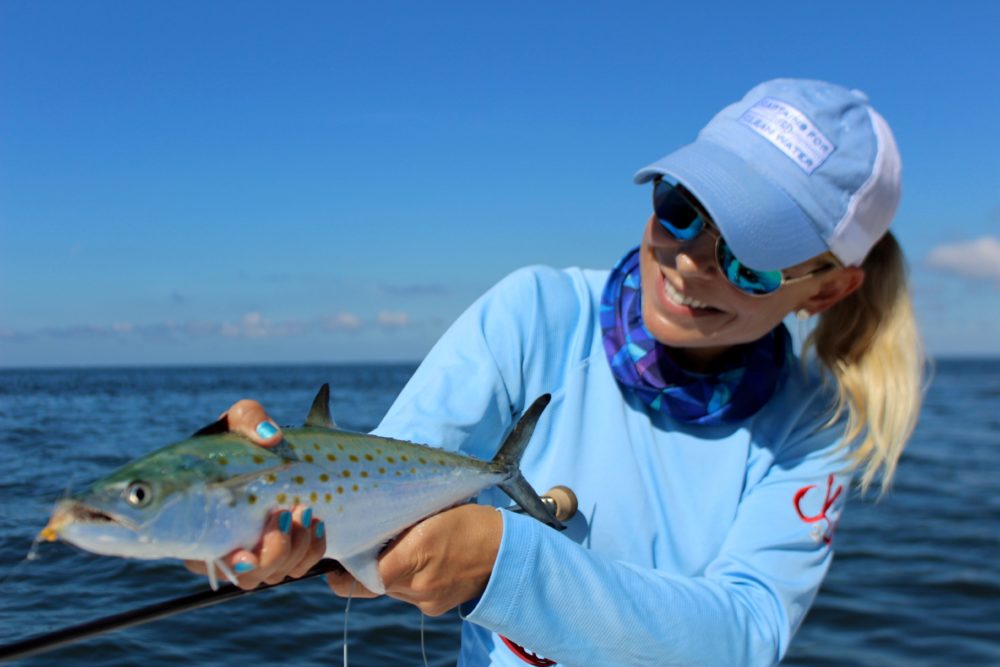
224, 399, 282, 447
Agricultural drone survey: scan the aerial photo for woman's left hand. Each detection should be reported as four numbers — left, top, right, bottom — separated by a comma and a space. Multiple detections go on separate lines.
326, 503, 503, 616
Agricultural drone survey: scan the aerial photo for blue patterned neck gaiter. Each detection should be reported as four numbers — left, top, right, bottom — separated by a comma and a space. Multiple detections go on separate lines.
600, 247, 791, 425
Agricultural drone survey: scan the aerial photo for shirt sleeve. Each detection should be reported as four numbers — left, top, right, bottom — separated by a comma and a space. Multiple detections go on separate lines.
464, 396, 851, 666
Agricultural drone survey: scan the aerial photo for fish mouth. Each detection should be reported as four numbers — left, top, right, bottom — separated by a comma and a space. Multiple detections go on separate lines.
39, 501, 136, 542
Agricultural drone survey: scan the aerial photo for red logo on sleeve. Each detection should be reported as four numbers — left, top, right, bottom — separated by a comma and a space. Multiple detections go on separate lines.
500, 635, 556, 666
793, 474, 843, 545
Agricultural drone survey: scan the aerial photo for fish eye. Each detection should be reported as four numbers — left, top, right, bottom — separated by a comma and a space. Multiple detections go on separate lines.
125, 481, 153, 508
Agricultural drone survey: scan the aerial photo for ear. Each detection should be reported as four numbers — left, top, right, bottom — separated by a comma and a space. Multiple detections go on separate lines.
798, 267, 865, 316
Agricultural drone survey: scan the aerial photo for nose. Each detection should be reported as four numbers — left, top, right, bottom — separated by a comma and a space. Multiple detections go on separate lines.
673, 230, 719, 279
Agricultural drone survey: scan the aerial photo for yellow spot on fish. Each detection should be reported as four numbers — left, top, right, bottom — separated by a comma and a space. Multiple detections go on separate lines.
324, 493, 332, 502
360, 471, 369, 478
395, 471, 401, 477
248, 494, 258, 505
337, 443, 344, 451
310, 492, 318, 503
277, 493, 287, 503
364, 454, 373, 461
410, 468, 416, 474
419, 457, 427, 464
304, 454, 314, 463
386, 456, 395, 463
376, 448, 382, 455
349, 454, 358, 462
293, 476, 304, 485
438, 459, 446, 466
352, 484, 359, 492
293, 496, 300, 504
265, 473, 277, 484
326, 453, 337, 462
378, 467, 386, 475
401, 455, 408, 462
342, 470, 351, 478
253, 455, 265, 465
313, 443, 321, 451
218, 456, 228, 465
319, 473, 330, 482
337, 486, 344, 494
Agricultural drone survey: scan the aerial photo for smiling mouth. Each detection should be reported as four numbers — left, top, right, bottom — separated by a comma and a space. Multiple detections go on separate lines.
662, 277, 720, 312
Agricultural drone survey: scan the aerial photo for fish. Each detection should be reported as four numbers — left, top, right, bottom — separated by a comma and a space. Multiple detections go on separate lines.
40, 386, 561, 592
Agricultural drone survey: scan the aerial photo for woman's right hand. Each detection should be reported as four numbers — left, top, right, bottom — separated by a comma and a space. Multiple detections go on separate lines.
184, 400, 327, 590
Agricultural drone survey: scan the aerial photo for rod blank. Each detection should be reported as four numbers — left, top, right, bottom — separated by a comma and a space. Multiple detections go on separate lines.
0, 560, 342, 663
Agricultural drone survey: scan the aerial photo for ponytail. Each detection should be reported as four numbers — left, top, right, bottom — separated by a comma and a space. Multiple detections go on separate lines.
803, 232, 926, 494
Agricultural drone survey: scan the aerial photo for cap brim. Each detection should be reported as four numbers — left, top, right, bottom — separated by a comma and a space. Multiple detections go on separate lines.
634, 142, 827, 271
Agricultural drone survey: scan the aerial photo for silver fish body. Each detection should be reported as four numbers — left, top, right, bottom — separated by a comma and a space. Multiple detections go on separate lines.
42, 388, 558, 592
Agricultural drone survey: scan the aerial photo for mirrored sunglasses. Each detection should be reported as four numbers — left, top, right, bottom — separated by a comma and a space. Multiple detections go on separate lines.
652, 178, 834, 296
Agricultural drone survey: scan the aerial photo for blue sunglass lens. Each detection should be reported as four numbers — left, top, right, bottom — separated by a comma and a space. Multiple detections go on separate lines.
653, 181, 704, 241
716, 239, 783, 295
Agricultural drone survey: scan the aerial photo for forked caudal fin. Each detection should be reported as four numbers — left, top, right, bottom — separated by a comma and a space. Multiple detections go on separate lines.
492, 394, 565, 530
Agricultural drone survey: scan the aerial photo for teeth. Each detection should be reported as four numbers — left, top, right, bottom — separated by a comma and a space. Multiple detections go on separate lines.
664, 280, 710, 310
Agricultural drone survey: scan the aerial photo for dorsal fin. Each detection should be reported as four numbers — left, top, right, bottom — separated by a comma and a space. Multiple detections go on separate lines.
304, 383, 336, 428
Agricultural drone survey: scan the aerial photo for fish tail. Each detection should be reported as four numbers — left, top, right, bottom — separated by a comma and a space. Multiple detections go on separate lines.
492, 394, 564, 530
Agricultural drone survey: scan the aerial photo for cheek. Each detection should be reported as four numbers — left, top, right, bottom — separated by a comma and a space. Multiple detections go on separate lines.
729, 294, 797, 333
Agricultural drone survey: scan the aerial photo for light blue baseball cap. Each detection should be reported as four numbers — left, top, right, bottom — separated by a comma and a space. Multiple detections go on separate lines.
634, 79, 901, 271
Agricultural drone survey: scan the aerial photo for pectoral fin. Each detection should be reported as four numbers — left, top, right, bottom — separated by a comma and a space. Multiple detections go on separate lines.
338, 545, 385, 595
192, 416, 230, 437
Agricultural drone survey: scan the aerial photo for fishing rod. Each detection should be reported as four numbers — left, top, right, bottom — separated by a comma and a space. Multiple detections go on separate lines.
0, 559, 342, 663
0, 487, 577, 663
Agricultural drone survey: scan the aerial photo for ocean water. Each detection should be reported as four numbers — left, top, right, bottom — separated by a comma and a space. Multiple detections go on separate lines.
0, 361, 997, 666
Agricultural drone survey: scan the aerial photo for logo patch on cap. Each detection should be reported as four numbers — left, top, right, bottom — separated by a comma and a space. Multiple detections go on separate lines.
739, 97, 835, 174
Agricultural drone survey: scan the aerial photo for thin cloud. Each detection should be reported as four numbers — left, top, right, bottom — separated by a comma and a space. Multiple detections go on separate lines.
2, 311, 368, 342
220, 312, 307, 339
377, 282, 449, 297
322, 312, 363, 331
377, 311, 411, 328
927, 237, 1000, 282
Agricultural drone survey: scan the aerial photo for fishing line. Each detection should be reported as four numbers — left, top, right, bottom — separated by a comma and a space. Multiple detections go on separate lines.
0, 475, 82, 588
420, 612, 430, 667
342, 579, 355, 667
0, 540, 41, 590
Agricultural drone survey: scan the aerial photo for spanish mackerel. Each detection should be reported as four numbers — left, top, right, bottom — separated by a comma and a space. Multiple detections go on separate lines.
40, 386, 560, 592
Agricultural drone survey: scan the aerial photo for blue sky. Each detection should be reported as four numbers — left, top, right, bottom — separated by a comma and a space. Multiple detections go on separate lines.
2, 1, 998, 367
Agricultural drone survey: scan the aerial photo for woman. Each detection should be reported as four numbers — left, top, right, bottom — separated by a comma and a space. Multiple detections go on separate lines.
194, 78, 924, 665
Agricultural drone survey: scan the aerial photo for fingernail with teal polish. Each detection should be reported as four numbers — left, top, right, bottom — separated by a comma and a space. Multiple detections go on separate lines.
278, 511, 292, 534
315, 521, 325, 539
302, 508, 313, 527
256, 421, 278, 439
234, 561, 256, 574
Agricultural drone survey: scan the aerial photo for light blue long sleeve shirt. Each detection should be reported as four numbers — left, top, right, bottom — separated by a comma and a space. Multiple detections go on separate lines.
373, 266, 850, 667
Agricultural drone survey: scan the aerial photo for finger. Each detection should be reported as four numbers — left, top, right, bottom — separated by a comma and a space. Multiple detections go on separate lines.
326, 570, 379, 599
253, 509, 294, 585
289, 514, 326, 579
224, 549, 261, 590
278, 505, 314, 581
376, 526, 420, 591
184, 560, 207, 576
224, 399, 282, 447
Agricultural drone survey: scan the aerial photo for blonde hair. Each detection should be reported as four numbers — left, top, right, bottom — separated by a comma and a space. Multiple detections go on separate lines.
803, 231, 926, 494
